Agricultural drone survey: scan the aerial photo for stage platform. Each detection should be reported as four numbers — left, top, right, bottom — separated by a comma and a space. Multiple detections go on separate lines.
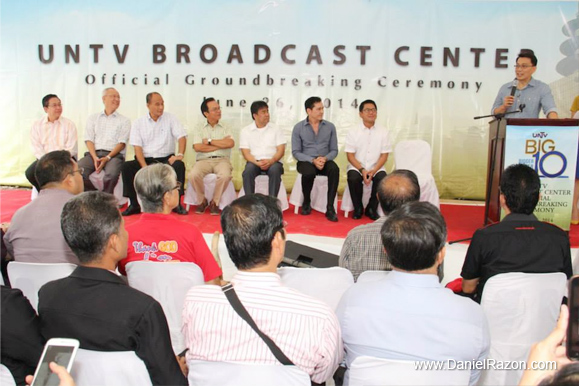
2, 188, 578, 282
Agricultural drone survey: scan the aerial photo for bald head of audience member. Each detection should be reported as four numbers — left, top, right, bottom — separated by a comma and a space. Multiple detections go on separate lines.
221, 194, 285, 271
377, 169, 421, 215
61, 191, 127, 269
35, 150, 84, 194
381, 201, 447, 275
134, 164, 180, 214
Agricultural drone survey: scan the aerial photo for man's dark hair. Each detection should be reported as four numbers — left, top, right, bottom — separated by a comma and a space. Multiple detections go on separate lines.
61, 191, 122, 264
538, 362, 579, 386
304, 96, 322, 112
35, 150, 75, 188
499, 163, 540, 214
517, 49, 537, 66
146, 92, 161, 104
42, 94, 59, 108
250, 101, 268, 120
377, 169, 421, 214
201, 97, 217, 116
359, 99, 377, 113
381, 201, 447, 272
221, 194, 284, 270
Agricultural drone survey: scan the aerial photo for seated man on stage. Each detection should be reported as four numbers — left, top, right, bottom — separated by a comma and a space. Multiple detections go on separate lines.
345, 99, 392, 220
77, 88, 130, 194
461, 164, 573, 301
190, 98, 234, 216
4, 150, 83, 265
337, 201, 489, 386
240, 101, 286, 197
26, 94, 77, 191
118, 164, 222, 283
182, 194, 342, 384
340, 170, 420, 281
38, 191, 187, 386
491, 49, 558, 119
121, 92, 187, 216
291, 96, 339, 222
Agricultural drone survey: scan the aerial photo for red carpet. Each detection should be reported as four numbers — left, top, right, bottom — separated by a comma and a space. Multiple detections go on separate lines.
2, 189, 579, 246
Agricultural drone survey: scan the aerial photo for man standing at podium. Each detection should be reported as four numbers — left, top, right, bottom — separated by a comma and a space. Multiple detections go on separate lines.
491, 49, 558, 119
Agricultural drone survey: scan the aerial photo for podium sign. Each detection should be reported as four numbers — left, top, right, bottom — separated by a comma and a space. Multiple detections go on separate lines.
504, 122, 579, 230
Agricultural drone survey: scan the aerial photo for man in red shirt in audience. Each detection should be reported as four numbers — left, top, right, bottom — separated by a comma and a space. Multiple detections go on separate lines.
118, 164, 222, 283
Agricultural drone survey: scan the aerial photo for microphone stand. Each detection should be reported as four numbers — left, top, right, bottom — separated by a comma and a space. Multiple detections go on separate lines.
448, 107, 525, 245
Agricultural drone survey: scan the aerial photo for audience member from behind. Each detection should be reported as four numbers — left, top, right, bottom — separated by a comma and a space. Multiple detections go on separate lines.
182, 194, 342, 384
339, 169, 420, 281
118, 164, 222, 282
461, 163, 572, 301
4, 150, 83, 264
1, 286, 44, 386
37, 192, 187, 386
336, 202, 490, 386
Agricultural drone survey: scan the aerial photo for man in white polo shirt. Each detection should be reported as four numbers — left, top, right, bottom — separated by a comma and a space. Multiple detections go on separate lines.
240, 101, 286, 197
77, 88, 130, 194
121, 92, 187, 216
345, 99, 392, 220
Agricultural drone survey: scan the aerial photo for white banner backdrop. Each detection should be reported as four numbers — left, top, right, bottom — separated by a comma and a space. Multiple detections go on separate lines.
1, 0, 578, 198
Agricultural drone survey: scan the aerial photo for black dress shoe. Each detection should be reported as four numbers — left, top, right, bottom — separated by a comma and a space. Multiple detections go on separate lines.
172, 204, 188, 215
325, 208, 338, 222
365, 207, 380, 221
352, 208, 363, 220
122, 204, 141, 216
301, 203, 312, 215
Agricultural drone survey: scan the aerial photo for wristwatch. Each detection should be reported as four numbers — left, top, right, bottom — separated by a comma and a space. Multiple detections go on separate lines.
176, 153, 184, 157
208, 138, 212, 145
105, 155, 112, 161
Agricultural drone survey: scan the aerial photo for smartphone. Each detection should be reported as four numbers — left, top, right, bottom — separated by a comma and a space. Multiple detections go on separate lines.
567, 276, 579, 360
31, 338, 80, 386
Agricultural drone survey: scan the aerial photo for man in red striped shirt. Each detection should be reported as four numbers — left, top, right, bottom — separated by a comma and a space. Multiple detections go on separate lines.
182, 194, 342, 384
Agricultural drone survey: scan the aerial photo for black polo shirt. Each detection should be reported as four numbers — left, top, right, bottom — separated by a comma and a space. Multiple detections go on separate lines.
461, 213, 573, 300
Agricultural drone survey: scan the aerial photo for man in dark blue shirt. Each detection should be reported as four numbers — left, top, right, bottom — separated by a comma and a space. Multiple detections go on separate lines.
291, 97, 340, 222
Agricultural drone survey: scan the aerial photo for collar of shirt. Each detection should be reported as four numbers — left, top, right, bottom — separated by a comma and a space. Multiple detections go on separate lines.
520, 77, 538, 90
502, 213, 539, 222
147, 112, 163, 122
137, 213, 174, 222
304, 117, 327, 127
230, 271, 283, 288
360, 122, 376, 131
203, 121, 224, 131
37, 188, 74, 199
248, 122, 271, 132
70, 265, 127, 285
41, 115, 63, 125
388, 270, 441, 288
99, 110, 118, 118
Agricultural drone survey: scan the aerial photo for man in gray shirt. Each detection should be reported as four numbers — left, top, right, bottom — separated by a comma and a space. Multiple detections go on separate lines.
4, 150, 83, 264
291, 96, 339, 222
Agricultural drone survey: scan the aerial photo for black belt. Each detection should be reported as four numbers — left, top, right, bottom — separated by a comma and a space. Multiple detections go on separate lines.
206, 156, 224, 159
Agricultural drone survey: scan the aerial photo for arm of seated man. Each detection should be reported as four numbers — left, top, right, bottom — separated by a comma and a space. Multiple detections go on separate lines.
462, 278, 479, 294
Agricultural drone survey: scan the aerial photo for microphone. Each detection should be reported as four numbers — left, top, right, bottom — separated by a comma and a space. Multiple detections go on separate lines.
519, 104, 526, 113
510, 79, 518, 97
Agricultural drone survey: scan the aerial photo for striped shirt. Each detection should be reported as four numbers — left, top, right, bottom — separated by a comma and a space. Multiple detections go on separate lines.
130, 112, 187, 158
84, 111, 131, 153
182, 271, 343, 383
193, 121, 232, 160
30, 116, 78, 159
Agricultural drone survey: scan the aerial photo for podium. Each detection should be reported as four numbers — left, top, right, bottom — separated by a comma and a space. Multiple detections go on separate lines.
485, 118, 579, 227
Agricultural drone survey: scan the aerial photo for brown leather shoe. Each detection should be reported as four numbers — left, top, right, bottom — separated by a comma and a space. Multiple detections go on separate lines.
195, 199, 208, 214
209, 201, 220, 216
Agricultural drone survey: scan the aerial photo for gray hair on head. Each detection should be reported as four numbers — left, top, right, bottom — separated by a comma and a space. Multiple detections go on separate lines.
134, 163, 177, 213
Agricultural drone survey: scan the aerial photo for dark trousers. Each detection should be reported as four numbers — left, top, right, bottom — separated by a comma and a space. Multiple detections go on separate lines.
77, 151, 124, 194
296, 160, 339, 209
242, 162, 284, 197
121, 155, 185, 206
346, 170, 387, 213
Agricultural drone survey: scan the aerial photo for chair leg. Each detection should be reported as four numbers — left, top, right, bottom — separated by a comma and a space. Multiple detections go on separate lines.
344, 210, 349, 218
294, 205, 299, 215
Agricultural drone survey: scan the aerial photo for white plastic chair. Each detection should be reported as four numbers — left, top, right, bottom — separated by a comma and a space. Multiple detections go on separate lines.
340, 182, 384, 218
277, 267, 354, 310
356, 270, 390, 284
289, 174, 338, 214
125, 261, 205, 354
184, 174, 237, 211
187, 360, 310, 386
7, 262, 76, 312
394, 140, 440, 208
347, 356, 470, 386
238, 175, 289, 211
478, 272, 567, 386
0, 364, 16, 386
89, 171, 128, 206
71, 349, 152, 386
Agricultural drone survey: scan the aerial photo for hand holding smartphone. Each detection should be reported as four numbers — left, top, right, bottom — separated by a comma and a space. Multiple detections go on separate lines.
30, 338, 79, 386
